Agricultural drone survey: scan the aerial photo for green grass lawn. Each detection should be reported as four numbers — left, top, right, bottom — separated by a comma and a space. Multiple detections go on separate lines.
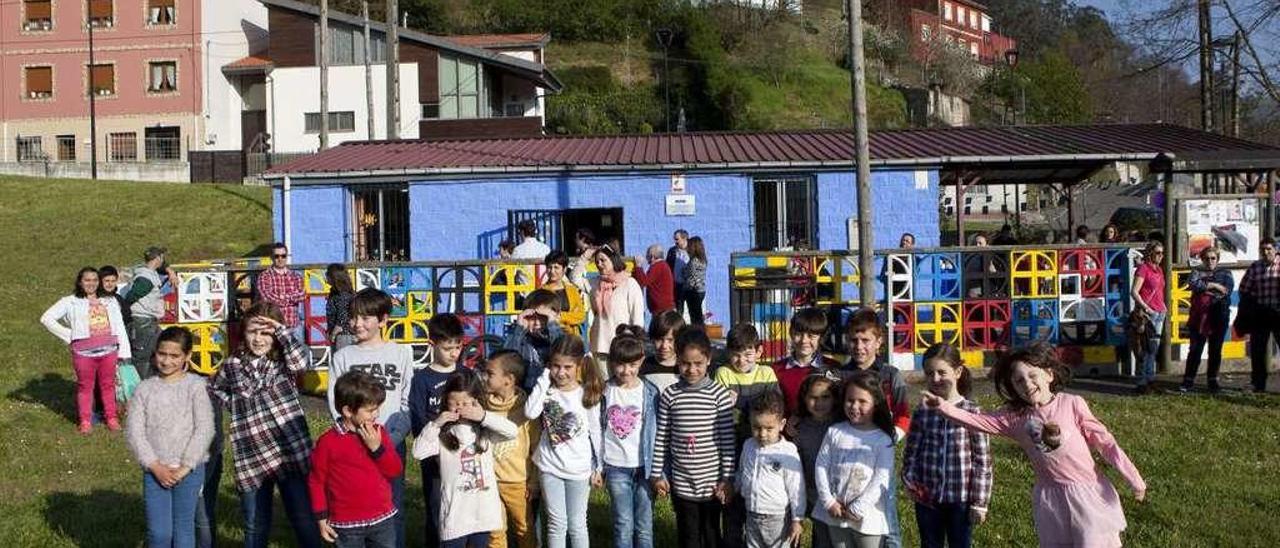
2, 176, 1279, 547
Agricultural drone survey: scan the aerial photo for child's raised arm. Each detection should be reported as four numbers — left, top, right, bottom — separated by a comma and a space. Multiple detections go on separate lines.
1074, 395, 1146, 499
922, 392, 1016, 437
478, 410, 518, 442
412, 420, 445, 461
523, 369, 552, 420
269, 323, 310, 373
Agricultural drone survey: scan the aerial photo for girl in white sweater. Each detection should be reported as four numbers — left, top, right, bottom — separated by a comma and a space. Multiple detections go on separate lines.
812, 372, 896, 548
41, 267, 133, 433
525, 334, 605, 548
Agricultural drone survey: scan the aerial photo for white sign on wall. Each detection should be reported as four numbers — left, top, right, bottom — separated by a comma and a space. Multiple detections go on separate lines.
666, 194, 695, 216
670, 173, 687, 194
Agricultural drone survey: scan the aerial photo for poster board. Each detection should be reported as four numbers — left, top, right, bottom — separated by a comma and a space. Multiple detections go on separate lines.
1181, 197, 1263, 267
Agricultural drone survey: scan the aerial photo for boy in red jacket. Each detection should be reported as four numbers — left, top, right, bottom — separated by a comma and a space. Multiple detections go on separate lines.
309, 370, 403, 547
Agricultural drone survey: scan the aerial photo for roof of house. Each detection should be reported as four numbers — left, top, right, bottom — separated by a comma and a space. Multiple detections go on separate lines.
263, 123, 1280, 180
441, 33, 551, 50
257, 0, 561, 91
222, 54, 275, 74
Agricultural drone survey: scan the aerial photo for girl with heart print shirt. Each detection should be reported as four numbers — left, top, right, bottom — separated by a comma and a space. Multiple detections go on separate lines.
601, 325, 660, 548
524, 333, 604, 548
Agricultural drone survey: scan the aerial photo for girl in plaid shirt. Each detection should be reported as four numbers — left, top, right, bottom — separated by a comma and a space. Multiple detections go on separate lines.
902, 344, 992, 548
209, 302, 322, 548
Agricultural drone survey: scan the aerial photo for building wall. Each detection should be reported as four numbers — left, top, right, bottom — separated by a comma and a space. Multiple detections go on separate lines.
275, 184, 348, 263
3, 112, 200, 165
201, 0, 268, 151
266, 63, 420, 152
816, 170, 940, 249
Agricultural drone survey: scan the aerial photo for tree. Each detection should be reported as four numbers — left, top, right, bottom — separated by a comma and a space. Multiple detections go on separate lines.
1020, 49, 1092, 124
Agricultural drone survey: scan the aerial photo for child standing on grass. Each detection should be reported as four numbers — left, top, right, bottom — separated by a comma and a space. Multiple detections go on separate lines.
714, 323, 780, 548
736, 390, 804, 548
601, 326, 660, 548
326, 288, 414, 548
922, 344, 1146, 548
126, 326, 215, 548
309, 371, 404, 547
812, 372, 896, 548
416, 374, 518, 548
902, 344, 992, 548
650, 327, 736, 548
481, 350, 542, 548
524, 334, 604, 548
771, 308, 841, 417
208, 302, 321, 548
791, 375, 839, 548
408, 313, 478, 546
640, 310, 685, 393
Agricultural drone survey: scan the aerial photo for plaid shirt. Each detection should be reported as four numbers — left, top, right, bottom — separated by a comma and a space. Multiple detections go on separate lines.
209, 326, 313, 492
256, 268, 305, 328
901, 400, 993, 510
1239, 258, 1280, 312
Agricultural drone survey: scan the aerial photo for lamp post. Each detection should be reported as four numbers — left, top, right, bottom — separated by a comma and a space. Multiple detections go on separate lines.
1003, 49, 1025, 124
656, 28, 674, 132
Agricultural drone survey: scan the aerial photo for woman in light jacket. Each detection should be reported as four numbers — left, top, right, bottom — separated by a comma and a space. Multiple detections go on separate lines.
41, 266, 133, 433
588, 246, 646, 375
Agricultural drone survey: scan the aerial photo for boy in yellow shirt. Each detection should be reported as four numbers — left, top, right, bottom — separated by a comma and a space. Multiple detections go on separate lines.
481, 350, 542, 548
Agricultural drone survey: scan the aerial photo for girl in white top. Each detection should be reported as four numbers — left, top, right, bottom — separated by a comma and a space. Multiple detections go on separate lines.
524, 334, 605, 548
41, 267, 133, 433
414, 373, 517, 547
812, 372, 896, 548
588, 246, 646, 365
601, 326, 660, 548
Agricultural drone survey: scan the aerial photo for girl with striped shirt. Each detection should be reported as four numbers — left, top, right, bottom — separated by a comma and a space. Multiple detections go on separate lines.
649, 327, 735, 548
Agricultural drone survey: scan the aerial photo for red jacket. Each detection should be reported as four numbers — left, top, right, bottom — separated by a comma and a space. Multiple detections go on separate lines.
771, 354, 843, 417
308, 424, 402, 527
632, 261, 675, 314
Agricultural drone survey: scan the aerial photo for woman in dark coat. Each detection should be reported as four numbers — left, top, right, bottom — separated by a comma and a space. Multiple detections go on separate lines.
1180, 247, 1234, 393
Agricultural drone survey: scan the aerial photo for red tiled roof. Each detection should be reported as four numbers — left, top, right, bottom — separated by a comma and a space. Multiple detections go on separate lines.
441, 33, 549, 49
265, 124, 1280, 177
223, 55, 273, 71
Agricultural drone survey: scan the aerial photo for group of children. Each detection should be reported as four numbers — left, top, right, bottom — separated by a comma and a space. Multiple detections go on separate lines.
121, 285, 1147, 548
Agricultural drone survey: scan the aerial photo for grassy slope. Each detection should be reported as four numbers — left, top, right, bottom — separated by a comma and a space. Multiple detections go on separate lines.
2, 177, 1279, 546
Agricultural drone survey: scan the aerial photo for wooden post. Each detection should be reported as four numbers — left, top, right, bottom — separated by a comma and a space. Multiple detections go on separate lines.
1198, 0, 1214, 133
319, 0, 329, 150
362, 0, 375, 140
1161, 168, 1175, 375
847, 0, 875, 308
385, 0, 401, 139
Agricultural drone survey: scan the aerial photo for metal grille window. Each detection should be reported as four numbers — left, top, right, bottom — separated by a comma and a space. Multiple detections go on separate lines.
147, 0, 175, 24
753, 177, 818, 250
144, 126, 180, 161
24, 0, 52, 30
25, 66, 52, 98
56, 135, 76, 161
304, 111, 356, 133
108, 132, 137, 162
16, 136, 44, 162
351, 185, 410, 261
148, 61, 177, 92
438, 55, 483, 119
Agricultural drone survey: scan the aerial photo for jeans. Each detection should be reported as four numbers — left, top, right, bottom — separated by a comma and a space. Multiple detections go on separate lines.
1247, 310, 1280, 391
882, 475, 901, 548
195, 449, 222, 548
810, 519, 832, 548
541, 473, 591, 548
1139, 311, 1166, 386
1183, 321, 1228, 390
671, 495, 720, 548
604, 466, 654, 548
129, 316, 161, 378
238, 472, 322, 548
442, 532, 491, 548
391, 442, 406, 548
336, 518, 397, 548
914, 502, 972, 548
686, 290, 706, 326
421, 456, 443, 547
143, 463, 206, 548
71, 349, 117, 425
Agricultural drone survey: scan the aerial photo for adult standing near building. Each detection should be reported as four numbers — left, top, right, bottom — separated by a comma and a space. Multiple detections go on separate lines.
588, 246, 645, 372
512, 219, 551, 259
1180, 247, 1234, 393
684, 236, 709, 326
543, 250, 588, 335
665, 229, 690, 316
41, 267, 132, 433
256, 242, 307, 347
122, 246, 173, 378
1237, 237, 1280, 393
1130, 241, 1167, 394
632, 244, 675, 315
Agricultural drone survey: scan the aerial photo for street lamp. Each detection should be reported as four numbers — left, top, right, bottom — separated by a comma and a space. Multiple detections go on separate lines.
1003, 49, 1026, 125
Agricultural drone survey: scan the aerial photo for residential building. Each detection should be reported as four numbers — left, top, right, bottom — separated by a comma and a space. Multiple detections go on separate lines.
878, 0, 1017, 66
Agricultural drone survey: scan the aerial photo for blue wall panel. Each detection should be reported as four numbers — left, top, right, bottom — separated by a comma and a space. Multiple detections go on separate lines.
816, 170, 939, 250
285, 185, 348, 264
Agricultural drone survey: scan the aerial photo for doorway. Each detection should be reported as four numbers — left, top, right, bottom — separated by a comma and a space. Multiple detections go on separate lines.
508, 207, 625, 254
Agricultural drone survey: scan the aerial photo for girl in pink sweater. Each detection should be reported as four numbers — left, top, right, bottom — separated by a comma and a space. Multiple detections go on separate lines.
922, 344, 1146, 547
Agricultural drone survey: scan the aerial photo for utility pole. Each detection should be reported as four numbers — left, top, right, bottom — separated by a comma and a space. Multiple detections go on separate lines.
385, 0, 401, 139
319, 0, 330, 149
363, 0, 375, 140
1230, 31, 1241, 138
847, 0, 874, 308
1197, 0, 1214, 133
87, 17, 98, 179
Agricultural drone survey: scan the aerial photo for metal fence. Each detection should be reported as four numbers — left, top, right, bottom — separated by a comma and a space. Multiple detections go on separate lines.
144, 135, 182, 161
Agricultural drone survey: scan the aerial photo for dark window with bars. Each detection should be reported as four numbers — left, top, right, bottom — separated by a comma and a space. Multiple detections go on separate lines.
352, 185, 410, 261
753, 177, 818, 251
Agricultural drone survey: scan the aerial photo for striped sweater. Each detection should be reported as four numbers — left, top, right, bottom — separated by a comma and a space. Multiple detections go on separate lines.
650, 376, 736, 500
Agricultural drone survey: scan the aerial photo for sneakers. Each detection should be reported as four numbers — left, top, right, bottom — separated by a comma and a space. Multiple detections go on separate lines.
106, 418, 122, 431
77, 421, 92, 435
1177, 384, 1192, 394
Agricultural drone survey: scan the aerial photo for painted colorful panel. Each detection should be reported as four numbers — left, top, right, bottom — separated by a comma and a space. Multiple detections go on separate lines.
962, 300, 1010, 350
913, 253, 962, 301
1011, 250, 1058, 299
1011, 299, 1059, 345
912, 302, 962, 352
177, 272, 228, 324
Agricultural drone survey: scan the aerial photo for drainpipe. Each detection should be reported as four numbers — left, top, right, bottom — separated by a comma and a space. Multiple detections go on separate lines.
283, 175, 292, 255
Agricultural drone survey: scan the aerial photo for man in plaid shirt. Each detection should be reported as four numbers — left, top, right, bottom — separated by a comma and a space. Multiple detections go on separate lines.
1239, 237, 1280, 392
256, 242, 305, 329
209, 307, 322, 548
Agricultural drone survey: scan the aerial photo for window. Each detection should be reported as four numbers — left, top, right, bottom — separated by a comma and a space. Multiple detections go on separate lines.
16, 136, 44, 162
108, 132, 136, 162
438, 55, 484, 119
753, 177, 817, 250
421, 102, 440, 119
88, 0, 113, 27
144, 126, 180, 160
323, 24, 385, 65
23, 0, 52, 31
351, 185, 410, 261
148, 61, 177, 92
970, 11, 979, 28
957, 6, 966, 25
56, 135, 76, 161
304, 111, 356, 133
89, 63, 115, 95
25, 66, 53, 99
970, 42, 979, 56
981, 15, 991, 32
942, 2, 952, 21
982, 205, 990, 214
147, 0, 175, 25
